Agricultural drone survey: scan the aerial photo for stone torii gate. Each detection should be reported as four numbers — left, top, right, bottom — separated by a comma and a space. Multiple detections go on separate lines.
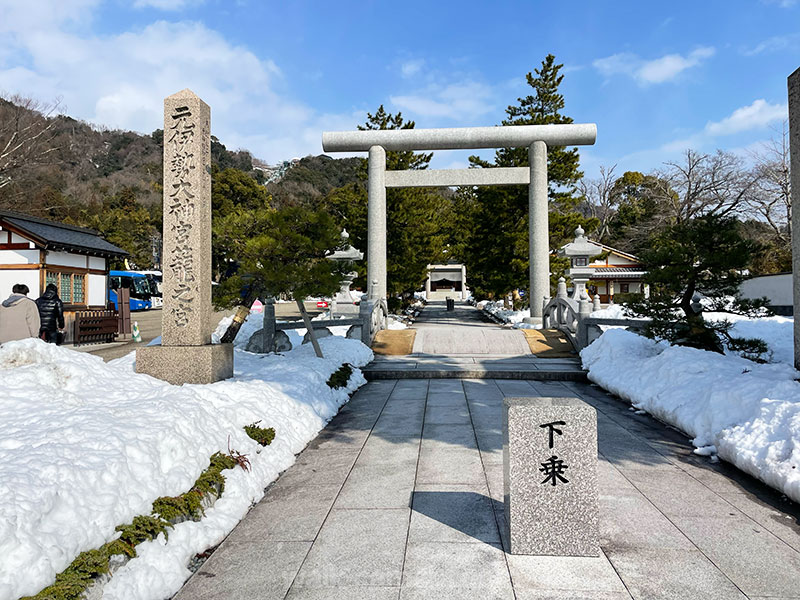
322, 123, 597, 323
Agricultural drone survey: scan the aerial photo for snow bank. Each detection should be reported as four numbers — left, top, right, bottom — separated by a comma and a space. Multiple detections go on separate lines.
581, 328, 800, 502
0, 329, 371, 600
589, 306, 794, 368
476, 300, 538, 328
588, 304, 629, 320
706, 312, 794, 367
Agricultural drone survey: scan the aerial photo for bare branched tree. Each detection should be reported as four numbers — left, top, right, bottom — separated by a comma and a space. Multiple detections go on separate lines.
0, 94, 62, 190
746, 121, 791, 242
578, 164, 617, 241
658, 149, 758, 222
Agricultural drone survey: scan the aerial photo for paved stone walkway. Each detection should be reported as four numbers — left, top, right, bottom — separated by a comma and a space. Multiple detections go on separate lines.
411, 301, 531, 355
175, 378, 800, 600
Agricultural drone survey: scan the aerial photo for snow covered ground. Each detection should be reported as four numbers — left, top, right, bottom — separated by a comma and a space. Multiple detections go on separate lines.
581, 326, 800, 504
589, 304, 795, 368
476, 300, 538, 328
0, 313, 372, 600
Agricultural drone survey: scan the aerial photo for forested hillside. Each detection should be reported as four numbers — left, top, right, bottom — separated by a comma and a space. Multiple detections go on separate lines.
0, 95, 362, 268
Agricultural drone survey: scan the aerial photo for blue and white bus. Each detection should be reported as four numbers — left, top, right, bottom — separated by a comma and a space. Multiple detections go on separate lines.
108, 270, 153, 311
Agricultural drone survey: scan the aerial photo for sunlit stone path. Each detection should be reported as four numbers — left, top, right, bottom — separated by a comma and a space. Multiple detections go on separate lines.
174, 377, 800, 600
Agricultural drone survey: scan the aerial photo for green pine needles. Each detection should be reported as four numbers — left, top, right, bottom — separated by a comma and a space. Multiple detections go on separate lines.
326, 363, 353, 389
244, 421, 276, 446
23, 450, 248, 600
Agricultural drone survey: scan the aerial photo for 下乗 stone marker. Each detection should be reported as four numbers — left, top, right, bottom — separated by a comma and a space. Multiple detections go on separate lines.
136, 89, 233, 385
503, 396, 599, 556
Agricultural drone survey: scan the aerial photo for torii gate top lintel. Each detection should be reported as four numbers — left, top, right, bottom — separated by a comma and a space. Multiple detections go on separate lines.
322, 123, 597, 153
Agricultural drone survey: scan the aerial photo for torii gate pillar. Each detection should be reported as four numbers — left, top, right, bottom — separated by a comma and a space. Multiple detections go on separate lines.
527, 141, 549, 324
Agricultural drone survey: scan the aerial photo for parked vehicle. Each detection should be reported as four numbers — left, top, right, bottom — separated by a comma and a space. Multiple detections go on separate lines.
138, 271, 163, 308
108, 270, 153, 311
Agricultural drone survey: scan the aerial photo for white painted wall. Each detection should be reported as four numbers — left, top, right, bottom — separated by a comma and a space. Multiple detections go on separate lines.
88, 274, 107, 306
10, 233, 33, 246
89, 256, 106, 270
740, 273, 793, 306
0, 249, 40, 264
592, 253, 637, 267
46, 251, 87, 268
0, 270, 39, 299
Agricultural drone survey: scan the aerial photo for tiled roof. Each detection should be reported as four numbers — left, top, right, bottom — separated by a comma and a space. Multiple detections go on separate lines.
0, 210, 128, 256
591, 266, 645, 277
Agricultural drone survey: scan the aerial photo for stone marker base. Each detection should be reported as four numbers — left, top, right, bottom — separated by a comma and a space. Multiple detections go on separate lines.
136, 343, 234, 385
504, 396, 599, 556
522, 316, 543, 326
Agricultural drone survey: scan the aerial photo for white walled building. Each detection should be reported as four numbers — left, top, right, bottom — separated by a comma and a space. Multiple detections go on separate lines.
425, 263, 468, 300
0, 211, 127, 340
558, 230, 646, 303
740, 272, 793, 315
586, 244, 647, 302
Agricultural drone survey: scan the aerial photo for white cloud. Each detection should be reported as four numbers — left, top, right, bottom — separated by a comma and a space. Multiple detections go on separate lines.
133, 0, 203, 9
742, 32, 800, 56
400, 59, 424, 78
0, 4, 359, 163
593, 47, 715, 84
661, 99, 788, 152
704, 99, 787, 136
390, 81, 494, 120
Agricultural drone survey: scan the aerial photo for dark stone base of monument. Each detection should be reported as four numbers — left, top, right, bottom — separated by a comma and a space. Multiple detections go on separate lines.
136, 344, 234, 385
504, 396, 599, 556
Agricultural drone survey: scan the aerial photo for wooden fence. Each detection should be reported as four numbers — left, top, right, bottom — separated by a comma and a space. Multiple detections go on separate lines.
73, 309, 119, 345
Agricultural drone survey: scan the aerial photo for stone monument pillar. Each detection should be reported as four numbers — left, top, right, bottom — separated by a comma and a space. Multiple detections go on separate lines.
526, 141, 549, 325
789, 67, 800, 370
504, 396, 599, 556
137, 89, 234, 385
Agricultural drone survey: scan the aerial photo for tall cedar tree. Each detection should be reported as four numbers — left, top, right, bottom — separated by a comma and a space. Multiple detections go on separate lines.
324, 106, 452, 301
627, 214, 770, 359
461, 55, 598, 300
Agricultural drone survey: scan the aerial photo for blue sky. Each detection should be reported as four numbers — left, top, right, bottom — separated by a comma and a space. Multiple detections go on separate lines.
1, 0, 798, 179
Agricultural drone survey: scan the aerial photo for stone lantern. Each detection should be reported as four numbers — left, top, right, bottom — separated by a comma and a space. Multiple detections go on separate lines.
558, 226, 603, 301
327, 229, 364, 317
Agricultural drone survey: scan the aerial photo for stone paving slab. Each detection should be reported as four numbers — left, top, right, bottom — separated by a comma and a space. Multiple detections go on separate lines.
292, 508, 410, 588
176, 540, 311, 600
604, 548, 749, 600
400, 541, 515, 599
175, 377, 800, 600
409, 484, 498, 544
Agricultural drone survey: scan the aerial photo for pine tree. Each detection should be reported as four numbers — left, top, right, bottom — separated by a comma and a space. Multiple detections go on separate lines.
627, 214, 770, 358
324, 106, 452, 303
460, 55, 597, 300
212, 204, 346, 309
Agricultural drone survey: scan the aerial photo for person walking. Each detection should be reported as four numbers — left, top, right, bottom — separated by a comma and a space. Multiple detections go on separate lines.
0, 284, 41, 344
36, 283, 65, 344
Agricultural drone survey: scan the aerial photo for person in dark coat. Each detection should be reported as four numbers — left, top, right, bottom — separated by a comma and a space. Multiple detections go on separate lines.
36, 283, 65, 344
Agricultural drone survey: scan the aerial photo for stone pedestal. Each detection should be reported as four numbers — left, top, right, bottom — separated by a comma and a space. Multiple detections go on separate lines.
137, 344, 233, 385
136, 89, 233, 384
503, 396, 598, 556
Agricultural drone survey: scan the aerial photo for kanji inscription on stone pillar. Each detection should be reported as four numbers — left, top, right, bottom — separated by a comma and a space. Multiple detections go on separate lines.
161, 89, 211, 346
136, 89, 233, 386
